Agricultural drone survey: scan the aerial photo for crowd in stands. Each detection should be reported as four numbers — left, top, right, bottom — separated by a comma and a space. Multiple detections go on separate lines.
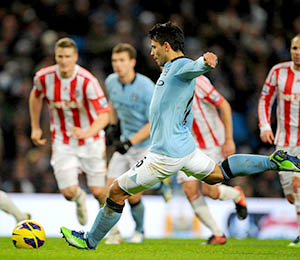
0, 0, 299, 197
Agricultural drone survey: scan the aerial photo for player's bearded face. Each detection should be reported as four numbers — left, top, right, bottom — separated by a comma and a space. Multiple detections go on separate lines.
151, 40, 166, 66
291, 37, 300, 70
55, 47, 78, 78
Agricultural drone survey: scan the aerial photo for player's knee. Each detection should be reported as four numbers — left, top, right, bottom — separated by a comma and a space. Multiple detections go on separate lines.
202, 184, 219, 199
61, 187, 77, 200
91, 188, 107, 201
108, 180, 128, 202
286, 194, 295, 204
292, 176, 300, 192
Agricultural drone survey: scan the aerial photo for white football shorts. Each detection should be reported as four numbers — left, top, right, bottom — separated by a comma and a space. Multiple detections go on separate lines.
51, 139, 106, 190
107, 146, 149, 179
277, 145, 300, 195
117, 148, 216, 195
177, 146, 223, 183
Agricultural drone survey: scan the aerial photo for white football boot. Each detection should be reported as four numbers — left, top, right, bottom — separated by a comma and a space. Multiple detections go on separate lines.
105, 225, 122, 244
127, 231, 144, 243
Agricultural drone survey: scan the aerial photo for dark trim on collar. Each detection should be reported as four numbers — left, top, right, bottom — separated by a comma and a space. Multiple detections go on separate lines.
118, 74, 137, 88
170, 56, 187, 63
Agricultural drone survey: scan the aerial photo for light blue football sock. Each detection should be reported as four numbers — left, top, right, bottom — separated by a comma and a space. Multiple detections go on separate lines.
220, 154, 277, 180
130, 200, 145, 233
87, 198, 123, 249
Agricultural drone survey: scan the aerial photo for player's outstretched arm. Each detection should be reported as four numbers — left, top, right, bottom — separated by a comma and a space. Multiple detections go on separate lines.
175, 53, 218, 80
29, 90, 46, 146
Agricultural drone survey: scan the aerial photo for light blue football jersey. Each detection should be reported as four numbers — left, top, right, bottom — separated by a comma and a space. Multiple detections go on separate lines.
105, 73, 154, 148
149, 56, 212, 157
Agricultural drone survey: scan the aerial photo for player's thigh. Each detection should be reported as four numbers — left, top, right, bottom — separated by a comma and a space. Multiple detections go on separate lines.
118, 152, 184, 195
107, 152, 130, 179
80, 140, 107, 188
182, 148, 216, 180
51, 144, 80, 190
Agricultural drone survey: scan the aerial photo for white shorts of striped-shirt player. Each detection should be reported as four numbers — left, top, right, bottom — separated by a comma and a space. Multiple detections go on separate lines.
117, 148, 216, 195
50, 138, 106, 190
277, 145, 300, 195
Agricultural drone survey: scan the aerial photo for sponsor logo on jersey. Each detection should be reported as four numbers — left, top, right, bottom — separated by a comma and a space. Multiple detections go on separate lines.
49, 100, 83, 109
280, 92, 300, 102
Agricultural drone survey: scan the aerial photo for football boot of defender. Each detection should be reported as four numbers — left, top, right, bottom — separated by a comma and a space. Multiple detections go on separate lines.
61, 227, 91, 250
202, 234, 227, 245
127, 231, 144, 243
288, 236, 300, 247
105, 225, 122, 245
270, 150, 300, 172
234, 186, 248, 220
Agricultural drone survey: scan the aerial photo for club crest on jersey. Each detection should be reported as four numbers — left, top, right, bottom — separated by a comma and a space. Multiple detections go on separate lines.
132, 95, 137, 101
157, 80, 164, 86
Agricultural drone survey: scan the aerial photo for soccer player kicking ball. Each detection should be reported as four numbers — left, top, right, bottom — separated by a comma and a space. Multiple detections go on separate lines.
61, 22, 300, 250
29, 38, 109, 226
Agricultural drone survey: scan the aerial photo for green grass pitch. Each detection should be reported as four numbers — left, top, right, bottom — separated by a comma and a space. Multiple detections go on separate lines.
1, 237, 299, 260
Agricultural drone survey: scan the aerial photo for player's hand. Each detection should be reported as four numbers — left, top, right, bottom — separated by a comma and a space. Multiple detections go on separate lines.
105, 125, 119, 146
203, 52, 218, 68
31, 128, 46, 146
71, 127, 89, 139
260, 130, 274, 144
221, 139, 236, 158
115, 140, 132, 154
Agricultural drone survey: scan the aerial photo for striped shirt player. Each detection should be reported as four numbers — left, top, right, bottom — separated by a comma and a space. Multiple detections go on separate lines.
192, 75, 225, 151
29, 37, 109, 226
258, 61, 300, 147
258, 34, 300, 247
33, 64, 109, 146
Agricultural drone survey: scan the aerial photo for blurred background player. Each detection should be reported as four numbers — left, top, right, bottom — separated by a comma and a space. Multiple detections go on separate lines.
105, 43, 160, 244
0, 190, 30, 222
258, 34, 300, 247
177, 75, 247, 245
29, 37, 109, 225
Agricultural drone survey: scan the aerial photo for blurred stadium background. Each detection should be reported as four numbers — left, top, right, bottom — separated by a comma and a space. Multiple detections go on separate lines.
0, 0, 299, 239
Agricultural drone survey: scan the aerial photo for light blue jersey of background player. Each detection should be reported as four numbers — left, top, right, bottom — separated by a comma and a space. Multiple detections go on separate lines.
149, 56, 212, 157
105, 73, 154, 148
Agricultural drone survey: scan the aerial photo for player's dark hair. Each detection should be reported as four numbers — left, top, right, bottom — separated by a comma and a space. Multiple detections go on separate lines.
149, 21, 184, 52
55, 37, 78, 53
112, 43, 137, 59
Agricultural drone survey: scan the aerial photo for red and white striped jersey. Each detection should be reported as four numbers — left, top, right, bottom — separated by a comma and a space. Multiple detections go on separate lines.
258, 61, 300, 147
192, 75, 225, 149
33, 64, 109, 146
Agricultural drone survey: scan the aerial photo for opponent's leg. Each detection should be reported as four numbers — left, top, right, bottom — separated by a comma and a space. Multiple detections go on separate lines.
128, 192, 144, 243
0, 190, 30, 222
182, 180, 226, 245
202, 183, 247, 220
289, 176, 300, 247
62, 185, 87, 226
